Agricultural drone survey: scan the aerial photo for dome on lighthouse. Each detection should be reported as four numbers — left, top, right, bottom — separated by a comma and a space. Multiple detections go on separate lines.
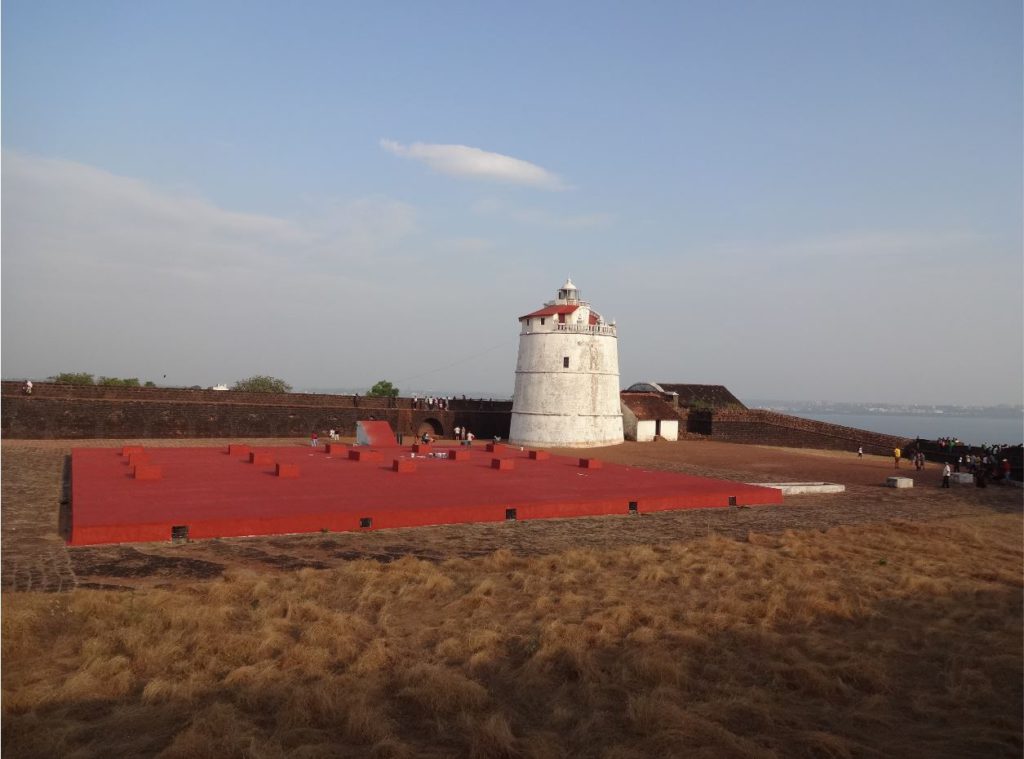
557, 278, 579, 302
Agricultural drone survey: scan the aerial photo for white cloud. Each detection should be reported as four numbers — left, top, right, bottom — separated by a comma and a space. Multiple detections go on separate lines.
380, 139, 567, 190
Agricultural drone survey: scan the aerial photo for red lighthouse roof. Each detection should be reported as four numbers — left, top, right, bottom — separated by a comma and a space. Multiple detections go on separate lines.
519, 304, 580, 320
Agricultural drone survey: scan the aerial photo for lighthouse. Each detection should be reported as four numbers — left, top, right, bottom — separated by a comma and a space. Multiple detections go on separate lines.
509, 279, 624, 448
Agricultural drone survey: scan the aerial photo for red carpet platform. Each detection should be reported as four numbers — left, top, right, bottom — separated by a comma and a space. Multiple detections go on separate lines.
69, 444, 784, 546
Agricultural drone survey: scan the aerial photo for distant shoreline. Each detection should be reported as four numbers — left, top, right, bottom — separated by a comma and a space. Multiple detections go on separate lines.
788, 411, 1023, 445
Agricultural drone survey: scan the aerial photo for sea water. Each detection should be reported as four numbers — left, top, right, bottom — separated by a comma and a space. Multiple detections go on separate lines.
796, 412, 1023, 445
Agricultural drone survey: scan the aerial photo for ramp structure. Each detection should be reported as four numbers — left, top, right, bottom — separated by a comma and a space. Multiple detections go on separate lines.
68, 444, 784, 546
355, 420, 398, 447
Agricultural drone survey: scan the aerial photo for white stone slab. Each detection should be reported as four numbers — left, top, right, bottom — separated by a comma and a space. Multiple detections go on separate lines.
886, 476, 914, 488
749, 482, 846, 495
951, 473, 974, 485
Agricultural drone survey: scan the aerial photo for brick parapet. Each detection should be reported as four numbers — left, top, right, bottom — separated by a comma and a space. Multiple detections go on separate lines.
708, 409, 911, 454
2, 382, 919, 455
1, 385, 512, 440
0, 381, 410, 409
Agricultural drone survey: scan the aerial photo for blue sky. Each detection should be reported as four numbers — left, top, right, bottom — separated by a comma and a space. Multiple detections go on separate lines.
3, 1, 1021, 404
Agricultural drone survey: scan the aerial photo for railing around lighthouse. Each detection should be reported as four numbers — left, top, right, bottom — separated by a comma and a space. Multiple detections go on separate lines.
521, 323, 617, 336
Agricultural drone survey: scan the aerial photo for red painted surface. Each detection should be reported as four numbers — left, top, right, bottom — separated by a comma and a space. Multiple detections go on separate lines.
228, 444, 251, 457
491, 458, 515, 471
528, 450, 550, 461
69, 445, 784, 546
448, 449, 471, 461
580, 458, 602, 469
121, 445, 144, 457
412, 443, 431, 454
392, 458, 416, 473
519, 305, 579, 320
249, 452, 275, 466
349, 449, 381, 463
133, 464, 162, 481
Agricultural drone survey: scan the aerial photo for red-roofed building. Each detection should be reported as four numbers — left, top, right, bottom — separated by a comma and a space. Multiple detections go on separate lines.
519, 304, 580, 321
620, 393, 681, 441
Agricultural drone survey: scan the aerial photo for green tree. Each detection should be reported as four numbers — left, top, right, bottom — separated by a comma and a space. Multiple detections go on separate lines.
367, 380, 399, 398
232, 375, 292, 393
98, 377, 141, 387
144, 381, 157, 388
50, 372, 95, 385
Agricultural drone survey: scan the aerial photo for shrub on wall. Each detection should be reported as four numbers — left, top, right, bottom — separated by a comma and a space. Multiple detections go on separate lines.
49, 372, 96, 385
98, 377, 141, 387
231, 376, 293, 393
367, 380, 399, 398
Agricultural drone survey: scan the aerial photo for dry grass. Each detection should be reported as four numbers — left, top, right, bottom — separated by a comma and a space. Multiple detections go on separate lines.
3, 512, 1022, 758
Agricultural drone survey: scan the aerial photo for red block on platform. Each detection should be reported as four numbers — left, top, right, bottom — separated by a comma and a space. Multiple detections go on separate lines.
449, 449, 471, 461
121, 446, 144, 457
485, 443, 509, 453
392, 458, 416, 473
412, 444, 431, 454
133, 464, 162, 481
579, 458, 602, 469
276, 463, 299, 478
528, 450, 550, 461
228, 444, 251, 457
249, 452, 274, 466
349, 449, 381, 463
127, 452, 151, 467
491, 458, 514, 471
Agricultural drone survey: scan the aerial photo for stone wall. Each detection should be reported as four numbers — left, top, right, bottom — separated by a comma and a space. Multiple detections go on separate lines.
707, 409, 911, 454
1, 383, 512, 440
0, 382, 917, 455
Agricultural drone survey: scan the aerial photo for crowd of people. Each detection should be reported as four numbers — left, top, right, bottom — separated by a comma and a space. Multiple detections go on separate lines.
412, 395, 451, 410
903, 437, 1021, 487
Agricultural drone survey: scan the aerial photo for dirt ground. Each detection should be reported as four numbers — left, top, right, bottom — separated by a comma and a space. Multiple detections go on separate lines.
2, 437, 1020, 592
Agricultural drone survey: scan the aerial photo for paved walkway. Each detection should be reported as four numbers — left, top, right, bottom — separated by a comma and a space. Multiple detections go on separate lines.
2, 444, 77, 591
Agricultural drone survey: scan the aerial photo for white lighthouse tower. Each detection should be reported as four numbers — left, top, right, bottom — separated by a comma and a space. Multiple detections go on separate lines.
509, 279, 624, 448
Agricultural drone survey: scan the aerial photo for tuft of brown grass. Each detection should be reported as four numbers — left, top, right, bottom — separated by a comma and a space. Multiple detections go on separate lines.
3, 513, 1022, 758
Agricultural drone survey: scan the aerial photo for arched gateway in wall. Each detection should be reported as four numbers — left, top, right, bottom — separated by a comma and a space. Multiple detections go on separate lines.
417, 418, 443, 437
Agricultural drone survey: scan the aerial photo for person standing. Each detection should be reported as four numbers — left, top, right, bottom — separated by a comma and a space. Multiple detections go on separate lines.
310, 431, 319, 447
942, 462, 951, 488
23, 380, 33, 395
454, 426, 461, 441
893, 447, 901, 469
857, 446, 863, 458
